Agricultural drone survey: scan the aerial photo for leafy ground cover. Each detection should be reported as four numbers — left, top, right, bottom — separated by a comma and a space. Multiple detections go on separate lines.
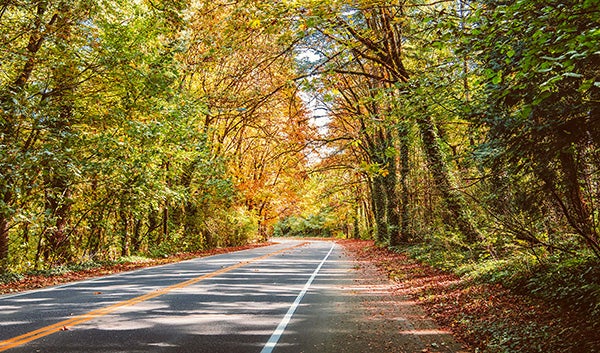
339, 239, 600, 353
0, 243, 272, 295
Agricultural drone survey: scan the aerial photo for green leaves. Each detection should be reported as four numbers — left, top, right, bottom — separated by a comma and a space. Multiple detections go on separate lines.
467, 0, 600, 258
491, 71, 503, 85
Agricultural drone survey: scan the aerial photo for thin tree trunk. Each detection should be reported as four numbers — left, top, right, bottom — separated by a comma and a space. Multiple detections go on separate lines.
362, 197, 374, 238
0, 218, 9, 272
161, 161, 170, 243
120, 208, 130, 257
86, 177, 103, 257
353, 192, 361, 239
385, 155, 401, 246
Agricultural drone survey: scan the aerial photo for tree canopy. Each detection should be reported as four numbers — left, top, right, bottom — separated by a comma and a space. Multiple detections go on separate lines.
1, 0, 599, 306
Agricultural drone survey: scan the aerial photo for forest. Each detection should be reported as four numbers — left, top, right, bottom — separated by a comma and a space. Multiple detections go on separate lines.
1, 0, 599, 326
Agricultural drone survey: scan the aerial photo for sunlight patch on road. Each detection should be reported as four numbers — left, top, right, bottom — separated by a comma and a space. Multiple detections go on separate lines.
260, 243, 336, 353
0, 242, 308, 352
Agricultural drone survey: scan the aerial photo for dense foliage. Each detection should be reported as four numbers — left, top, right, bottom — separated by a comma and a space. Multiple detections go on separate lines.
0, 0, 313, 272
274, 0, 600, 339
285, 0, 599, 253
1, 0, 599, 338
1, 0, 599, 350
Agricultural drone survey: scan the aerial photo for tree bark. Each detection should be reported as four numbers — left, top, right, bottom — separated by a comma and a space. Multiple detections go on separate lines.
0, 218, 9, 272
384, 153, 402, 246
558, 150, 600, 256
371, 176, 388, 244
398, 127, 411, 243
0, 2, 51, 269
42, 5, 76, 264
120, 209, 130, 257
417, 114, 480, 243
42, 177, 73, 263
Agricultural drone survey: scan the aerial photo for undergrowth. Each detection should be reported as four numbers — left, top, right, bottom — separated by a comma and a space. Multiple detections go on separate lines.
0, 257, 151, 285
404, 240, 600, 322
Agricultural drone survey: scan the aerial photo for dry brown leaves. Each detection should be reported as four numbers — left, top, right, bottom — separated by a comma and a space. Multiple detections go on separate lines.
338, 239, 600, 353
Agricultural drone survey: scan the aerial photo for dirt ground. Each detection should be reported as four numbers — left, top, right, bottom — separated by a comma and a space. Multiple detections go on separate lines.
339, 246, 471, 353
338, 239, 600, 353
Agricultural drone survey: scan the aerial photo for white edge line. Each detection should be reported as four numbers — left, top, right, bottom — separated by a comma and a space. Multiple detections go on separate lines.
260, 242, 336, 353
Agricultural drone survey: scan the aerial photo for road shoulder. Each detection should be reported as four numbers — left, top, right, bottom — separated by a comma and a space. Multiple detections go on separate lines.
275, 241, 469, 353
340, 244, 470, 353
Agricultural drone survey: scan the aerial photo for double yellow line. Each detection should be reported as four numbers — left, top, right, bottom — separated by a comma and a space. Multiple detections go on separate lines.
0, 242, 307, 352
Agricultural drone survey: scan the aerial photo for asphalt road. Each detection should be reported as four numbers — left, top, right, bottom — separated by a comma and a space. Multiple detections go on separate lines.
0, 240, 468, 353
0, 240, 352, 353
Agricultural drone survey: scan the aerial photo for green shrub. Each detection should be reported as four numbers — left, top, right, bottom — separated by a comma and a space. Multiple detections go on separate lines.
273, 208, 336, 238
0, 272, 24, 285
202, 207, 259, 247
402, 231, 600, 320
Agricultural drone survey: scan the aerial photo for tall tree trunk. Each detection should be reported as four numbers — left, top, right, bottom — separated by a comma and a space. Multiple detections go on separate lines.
362, 197, 374, 238
120, 208, 130, 257
0, 2, 51, 270
0, 218, 9, 272
371, 176, 388, 244
86, 177, 103, 257
43, 177, 73, 263
417, 114, 480, 243
161, 161, 171, 244
353, 192, 361, 240
162, 203, 169, 243
398, 127, 411, 243
353, 212, 360, 239
0, 172, 14, 271
42, 6, 76, 264
384, 154, 401, 246
132, 218, 142, 253
558, 150, 600, 255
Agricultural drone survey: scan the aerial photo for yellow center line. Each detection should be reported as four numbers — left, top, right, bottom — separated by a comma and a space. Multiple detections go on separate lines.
0, 242, 308, 352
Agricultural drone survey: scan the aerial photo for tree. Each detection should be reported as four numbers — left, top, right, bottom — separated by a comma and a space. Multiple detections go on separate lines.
467, 0, 600, 256
0, 0, 314, 271
294, 0, 482, 245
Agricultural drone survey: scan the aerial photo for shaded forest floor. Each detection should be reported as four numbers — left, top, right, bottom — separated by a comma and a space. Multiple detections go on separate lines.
338, 239, 600, 353
0, 242, 272, 295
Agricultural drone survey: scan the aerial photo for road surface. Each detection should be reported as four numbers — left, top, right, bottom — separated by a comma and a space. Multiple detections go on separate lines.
0, 240, 467, 353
